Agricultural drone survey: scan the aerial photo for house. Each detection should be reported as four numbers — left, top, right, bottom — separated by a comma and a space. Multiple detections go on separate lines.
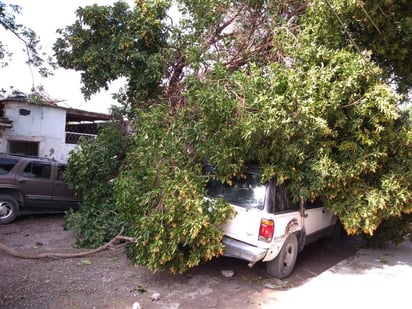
0, 95, 113, 162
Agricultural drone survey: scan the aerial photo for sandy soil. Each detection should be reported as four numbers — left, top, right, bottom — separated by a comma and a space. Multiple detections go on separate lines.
0, 214, 360, 309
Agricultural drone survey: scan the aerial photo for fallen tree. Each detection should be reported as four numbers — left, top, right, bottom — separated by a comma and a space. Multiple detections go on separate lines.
55, 0, 412, 274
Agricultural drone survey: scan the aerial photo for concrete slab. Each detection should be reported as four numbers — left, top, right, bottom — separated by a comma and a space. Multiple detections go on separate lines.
262, 241, 412, 308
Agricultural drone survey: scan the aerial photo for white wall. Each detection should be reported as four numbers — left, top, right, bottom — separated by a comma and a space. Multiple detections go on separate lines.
0, 101, 75, 162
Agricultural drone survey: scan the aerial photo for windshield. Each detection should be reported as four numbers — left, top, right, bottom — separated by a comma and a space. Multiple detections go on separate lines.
207, 173, 266, 209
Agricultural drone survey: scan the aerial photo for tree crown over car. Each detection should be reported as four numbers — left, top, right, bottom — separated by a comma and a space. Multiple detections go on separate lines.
56, 0, 412, 272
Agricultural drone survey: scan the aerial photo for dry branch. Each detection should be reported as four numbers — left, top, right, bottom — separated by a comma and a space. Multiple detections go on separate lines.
0, 227, 137, 259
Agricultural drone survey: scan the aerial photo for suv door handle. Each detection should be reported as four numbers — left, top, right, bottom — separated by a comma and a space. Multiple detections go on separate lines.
18, 179, 26, 184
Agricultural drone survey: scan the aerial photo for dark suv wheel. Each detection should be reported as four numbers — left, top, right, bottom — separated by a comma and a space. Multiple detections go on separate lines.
265, 233, 298, 279
0, 194, 19, 224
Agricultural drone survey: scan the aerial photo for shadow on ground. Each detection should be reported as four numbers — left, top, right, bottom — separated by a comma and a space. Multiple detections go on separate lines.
0, 214, 363, 309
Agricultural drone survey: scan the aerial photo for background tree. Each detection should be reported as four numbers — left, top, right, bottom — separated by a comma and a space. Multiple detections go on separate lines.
0, 1, 54, 81
324, 0, 412, 95
56, 0, 412, 273
53, 0, 169, 110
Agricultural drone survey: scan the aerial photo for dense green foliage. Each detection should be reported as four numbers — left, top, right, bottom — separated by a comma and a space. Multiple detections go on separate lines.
116, 106, 234, 273
54, 0, 169, 103
364, 213, 412, 248
64, 122, 131, 247
56, 0, 412, 272
318, 0, 412, 95
184, 56, 412, 236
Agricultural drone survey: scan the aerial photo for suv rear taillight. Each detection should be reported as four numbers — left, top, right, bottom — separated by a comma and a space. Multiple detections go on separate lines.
258, 219, 274, 242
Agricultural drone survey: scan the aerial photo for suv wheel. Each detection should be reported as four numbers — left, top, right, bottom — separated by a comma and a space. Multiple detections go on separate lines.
266, 233, 298, 279
0, 195, 19, 224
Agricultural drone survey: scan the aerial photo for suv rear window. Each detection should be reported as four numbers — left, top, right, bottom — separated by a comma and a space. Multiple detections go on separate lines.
22, 161, 51, 179
207, 173, 266, 209
0, 158, 18, 175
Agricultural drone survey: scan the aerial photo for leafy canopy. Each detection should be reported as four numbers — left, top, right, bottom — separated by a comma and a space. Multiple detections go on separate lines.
54, 0, 169, 103
59, 0, 412, 272
64, 122, 131, 247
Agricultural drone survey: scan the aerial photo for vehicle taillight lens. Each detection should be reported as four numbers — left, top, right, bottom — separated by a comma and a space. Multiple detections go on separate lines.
259, 219, 274, 242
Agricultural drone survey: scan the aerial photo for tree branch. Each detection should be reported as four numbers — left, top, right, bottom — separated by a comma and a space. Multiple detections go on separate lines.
324, 0, 363, 55
0, 227, 137, 260
0, 20, 36, 88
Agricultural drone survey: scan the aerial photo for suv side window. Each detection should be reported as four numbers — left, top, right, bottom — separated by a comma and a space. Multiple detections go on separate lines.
273, 184, 299, 213
0, 158, 18, 175
22, 161, 51, 179
305, 198, 323, 209
56, 164, 66, 181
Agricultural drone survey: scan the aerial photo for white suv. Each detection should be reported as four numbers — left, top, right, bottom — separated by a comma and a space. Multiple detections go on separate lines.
207, 165, 339, 279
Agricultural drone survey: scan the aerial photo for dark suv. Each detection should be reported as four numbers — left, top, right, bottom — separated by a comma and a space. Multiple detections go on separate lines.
0, 153, 79, 224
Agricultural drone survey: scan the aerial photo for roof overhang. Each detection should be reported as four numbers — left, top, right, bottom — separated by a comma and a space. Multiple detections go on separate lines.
0, 97, 114, 123
65, 108, 113, 123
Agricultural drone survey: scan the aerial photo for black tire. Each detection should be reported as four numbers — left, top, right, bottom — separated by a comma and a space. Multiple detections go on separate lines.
0, 195, 19, 224
266, 233, 298, 279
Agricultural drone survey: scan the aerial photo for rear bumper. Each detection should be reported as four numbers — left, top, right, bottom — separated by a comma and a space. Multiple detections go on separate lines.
222, 236, 267, 263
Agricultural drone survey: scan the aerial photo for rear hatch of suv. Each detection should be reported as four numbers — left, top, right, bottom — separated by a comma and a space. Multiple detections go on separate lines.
207, 170, 275, 249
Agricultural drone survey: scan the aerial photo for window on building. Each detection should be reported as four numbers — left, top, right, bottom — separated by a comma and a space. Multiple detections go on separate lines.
8, 140, 39, 156
65, 122, 98, 144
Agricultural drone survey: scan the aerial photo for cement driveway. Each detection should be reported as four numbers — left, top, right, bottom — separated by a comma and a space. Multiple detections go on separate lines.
264, 240, 412, 308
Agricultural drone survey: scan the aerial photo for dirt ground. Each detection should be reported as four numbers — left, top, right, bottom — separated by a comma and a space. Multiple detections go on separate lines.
0, 214, 361, 309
